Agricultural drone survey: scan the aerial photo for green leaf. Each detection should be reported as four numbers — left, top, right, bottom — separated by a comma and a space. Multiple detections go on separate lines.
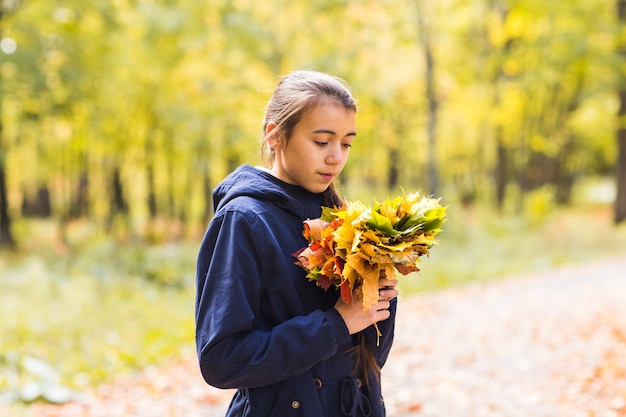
397, 213, 424, 232
366, 210, 402, 237
422, 207, 448, 232
320, 206, 337, 222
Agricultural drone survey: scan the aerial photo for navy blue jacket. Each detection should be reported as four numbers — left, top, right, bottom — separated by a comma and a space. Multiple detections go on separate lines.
195, 165, 397, 417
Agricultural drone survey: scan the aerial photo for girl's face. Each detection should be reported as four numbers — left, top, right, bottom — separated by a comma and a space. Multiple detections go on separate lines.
268, 102, 356, 194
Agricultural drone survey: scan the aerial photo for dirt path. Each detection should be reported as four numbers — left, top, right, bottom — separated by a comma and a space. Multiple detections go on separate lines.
385, 257, 626, 416
5, 257, 626, 417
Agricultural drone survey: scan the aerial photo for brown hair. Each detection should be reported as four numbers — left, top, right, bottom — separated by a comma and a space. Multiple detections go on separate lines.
261, 71, 380, 386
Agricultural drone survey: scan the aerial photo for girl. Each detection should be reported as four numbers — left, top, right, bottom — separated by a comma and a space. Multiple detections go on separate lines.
195, 70, 398, 417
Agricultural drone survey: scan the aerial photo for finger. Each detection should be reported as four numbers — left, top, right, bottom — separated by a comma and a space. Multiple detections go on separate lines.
378, 288, 399, 301
375, 308, 391, 321
378, 278, 397, 288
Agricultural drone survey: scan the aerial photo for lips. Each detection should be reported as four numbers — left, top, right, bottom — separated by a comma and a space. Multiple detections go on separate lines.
320, 173, 335, 182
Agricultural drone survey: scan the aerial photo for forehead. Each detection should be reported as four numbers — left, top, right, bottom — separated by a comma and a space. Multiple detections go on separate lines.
299, 101, 356, 124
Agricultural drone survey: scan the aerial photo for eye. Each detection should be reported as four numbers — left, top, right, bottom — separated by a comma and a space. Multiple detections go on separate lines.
315, 141, 328, 146
342, 143, 352, 149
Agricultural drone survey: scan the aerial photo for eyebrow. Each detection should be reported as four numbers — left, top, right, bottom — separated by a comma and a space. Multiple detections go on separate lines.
312, 128, 357, 137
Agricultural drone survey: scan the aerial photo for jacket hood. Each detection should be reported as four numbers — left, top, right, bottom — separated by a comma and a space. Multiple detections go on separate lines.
212, 164, 324, 219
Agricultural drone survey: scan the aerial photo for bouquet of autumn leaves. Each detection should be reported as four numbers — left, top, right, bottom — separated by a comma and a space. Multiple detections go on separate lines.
293, 192, 447, 311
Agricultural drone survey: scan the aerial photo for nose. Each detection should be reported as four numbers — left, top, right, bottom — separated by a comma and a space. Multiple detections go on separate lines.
325, 143, 344, 165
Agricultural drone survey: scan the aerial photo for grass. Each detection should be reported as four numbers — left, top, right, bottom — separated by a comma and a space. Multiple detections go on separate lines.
0, 237, 198, 402
1, 200, 626, 402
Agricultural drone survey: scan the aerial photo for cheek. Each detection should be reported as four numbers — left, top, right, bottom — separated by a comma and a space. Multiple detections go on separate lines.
341, 149, 351, 163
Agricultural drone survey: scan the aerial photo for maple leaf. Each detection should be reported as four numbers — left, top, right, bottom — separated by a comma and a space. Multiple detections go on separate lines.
316, 274, 332, 290
346, 251, 395, 310
361, 229, 381, 245
333, 219, 357, 252
295, 241, 327, 269
366, 210, 402, 237
303, 218, 330, 242
422, 207, 447, 233
394, 261, 420, 275
340, 280, 352, 304
375, 196, 403, 225
321, 257, 339, 280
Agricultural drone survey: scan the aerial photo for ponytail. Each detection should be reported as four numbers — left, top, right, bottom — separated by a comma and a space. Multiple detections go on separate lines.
324, 182, 381, 389
351, 332, 381, 390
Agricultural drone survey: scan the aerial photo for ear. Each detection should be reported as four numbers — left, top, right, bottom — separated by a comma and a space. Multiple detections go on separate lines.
265, 122, 281, 149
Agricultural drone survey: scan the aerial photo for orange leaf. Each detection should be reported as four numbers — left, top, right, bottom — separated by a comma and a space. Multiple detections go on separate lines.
303, 219, 330, 242
346, 252, 390, 310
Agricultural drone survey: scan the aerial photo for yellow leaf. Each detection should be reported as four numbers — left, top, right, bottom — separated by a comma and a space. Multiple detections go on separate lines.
346, 251, 395, 310
334, 221, 356, 252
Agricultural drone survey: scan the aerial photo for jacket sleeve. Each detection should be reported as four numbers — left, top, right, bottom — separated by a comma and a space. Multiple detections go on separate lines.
195, 209, 352, 389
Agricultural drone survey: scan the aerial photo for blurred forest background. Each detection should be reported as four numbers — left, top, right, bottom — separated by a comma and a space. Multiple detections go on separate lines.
1, 0, 626, 407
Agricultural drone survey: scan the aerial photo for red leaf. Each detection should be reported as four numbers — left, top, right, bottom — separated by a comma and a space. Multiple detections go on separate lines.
317, 275, 332, 290
340, 280, 352, 303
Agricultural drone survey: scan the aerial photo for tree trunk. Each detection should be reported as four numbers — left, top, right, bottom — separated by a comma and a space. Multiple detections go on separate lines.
416, 0, 439, 196
495, 132, 507, 210
0, 9, 15, 248
488, 1, 511, 211
387, 147, 400, 190
22, 184, 52, 217
105, 167, 130, 235
0, 120, 14, 246
616, 92, 626, 222
554, 137, 577, 205
0, 151, 14, 247
69, 173, 89, 219
147, 163, 157, 219
616, 0, 626, 223
202, 164, 212, 223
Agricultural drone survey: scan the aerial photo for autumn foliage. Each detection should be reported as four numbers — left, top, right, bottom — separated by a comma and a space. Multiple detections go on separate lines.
294, 193, 447, 310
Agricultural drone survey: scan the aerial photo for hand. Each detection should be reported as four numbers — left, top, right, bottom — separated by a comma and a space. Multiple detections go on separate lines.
334, 275, 399, 335
377, 273, 399, 302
